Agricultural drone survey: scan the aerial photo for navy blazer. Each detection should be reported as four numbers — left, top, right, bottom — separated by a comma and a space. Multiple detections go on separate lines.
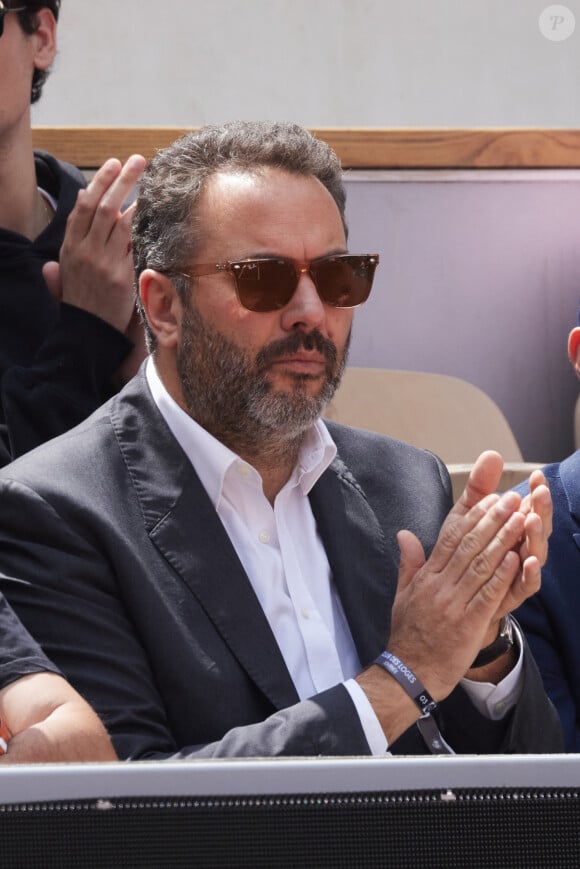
0, 368, 562, 758
514, 450, 580, 751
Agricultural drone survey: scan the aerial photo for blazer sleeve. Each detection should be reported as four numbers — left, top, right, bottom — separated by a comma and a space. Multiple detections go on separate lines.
0, 478, 371, 760
0, 593, 60, 690
515, 570, 580, 752
430, 637, 564, 755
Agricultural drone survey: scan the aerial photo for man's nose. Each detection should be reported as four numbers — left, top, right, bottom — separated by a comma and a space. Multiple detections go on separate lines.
279, 269, 326, 331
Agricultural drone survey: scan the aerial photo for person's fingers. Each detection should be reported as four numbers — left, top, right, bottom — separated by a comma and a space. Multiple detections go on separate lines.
82, 155, 145, 250
395, 492, 525, 625
42, 260, 62, 302
396, 530, 426, 591
64, 158, 123, 243
454, 451, 505, 516
494, 554, 542, 618
102, 201, 137, 262
529, 468, 548, 491
517, 477, 551, 565
521, 555, 542, 597
519, 469, 547, 512
531, 482, 552, 543
93, 155, 146, 229
426, 489, 519, 576
425, 451, 507, 574
462, 516, 524, 614
63, 155, 145, 250
468, 507, 525, 591
120, 199, 137, 223
519, 510, 548, 567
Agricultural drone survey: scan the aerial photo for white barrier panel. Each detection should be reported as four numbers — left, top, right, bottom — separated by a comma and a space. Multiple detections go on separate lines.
0, 752, 578, 803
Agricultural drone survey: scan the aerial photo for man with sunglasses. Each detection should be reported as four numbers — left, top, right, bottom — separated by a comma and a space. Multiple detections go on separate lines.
0, 1, 146, 467
0, 121, 562, 759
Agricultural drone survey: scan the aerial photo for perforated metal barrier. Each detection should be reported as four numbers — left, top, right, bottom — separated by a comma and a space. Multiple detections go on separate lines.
0, 756, 577, 868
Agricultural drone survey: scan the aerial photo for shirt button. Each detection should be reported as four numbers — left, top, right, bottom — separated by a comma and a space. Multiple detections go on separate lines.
301, 608, 310, 620
237, 463, 251, 477
493, 701, 505, 715
258, 530, 270, 544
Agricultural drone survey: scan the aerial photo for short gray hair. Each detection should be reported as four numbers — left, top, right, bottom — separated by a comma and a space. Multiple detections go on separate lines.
133, 120, 347, 350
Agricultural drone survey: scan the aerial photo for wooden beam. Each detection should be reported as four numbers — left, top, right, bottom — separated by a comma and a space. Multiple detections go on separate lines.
31, 127, 580, 170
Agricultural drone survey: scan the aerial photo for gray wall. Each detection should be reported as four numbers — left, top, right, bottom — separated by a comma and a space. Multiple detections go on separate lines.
33, 0, 580, 127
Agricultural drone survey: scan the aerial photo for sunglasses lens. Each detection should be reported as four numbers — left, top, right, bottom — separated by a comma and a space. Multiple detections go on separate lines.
312, 256, 377, 308
233, 260, 296, 312
231, 254, 378, 312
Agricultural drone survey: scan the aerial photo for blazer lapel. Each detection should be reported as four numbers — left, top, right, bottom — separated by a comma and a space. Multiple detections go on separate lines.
310, 454, 398, 666
111, 370, 299, 710
151, 480, 300, 709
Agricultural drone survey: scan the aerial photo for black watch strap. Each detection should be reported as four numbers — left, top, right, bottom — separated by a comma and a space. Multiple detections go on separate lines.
471, 616, 515, 668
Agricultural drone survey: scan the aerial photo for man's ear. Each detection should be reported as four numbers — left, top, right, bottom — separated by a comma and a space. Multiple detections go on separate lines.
568, 327, 580, 378
31, 8, 57, 71
139, 270, 182, 349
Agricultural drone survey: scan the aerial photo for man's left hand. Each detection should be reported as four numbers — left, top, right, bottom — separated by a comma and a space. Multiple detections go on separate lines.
457, 456, 552, 648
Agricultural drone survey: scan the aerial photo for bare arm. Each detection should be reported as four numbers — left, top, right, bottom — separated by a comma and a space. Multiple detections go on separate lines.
0, 673, 117, 764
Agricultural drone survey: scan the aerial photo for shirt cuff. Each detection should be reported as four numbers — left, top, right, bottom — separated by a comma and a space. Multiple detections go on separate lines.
460, 623, 525, 720
344, 679, 390, 755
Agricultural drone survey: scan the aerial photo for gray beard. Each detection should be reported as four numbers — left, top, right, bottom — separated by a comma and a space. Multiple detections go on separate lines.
176, 302, 349, 455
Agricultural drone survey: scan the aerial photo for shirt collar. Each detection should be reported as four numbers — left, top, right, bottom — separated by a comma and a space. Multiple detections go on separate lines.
146, 356, 337, 506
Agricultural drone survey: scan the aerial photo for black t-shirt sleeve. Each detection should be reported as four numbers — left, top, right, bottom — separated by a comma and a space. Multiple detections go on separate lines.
0, 593, 59, 690
0, 304, 133, 464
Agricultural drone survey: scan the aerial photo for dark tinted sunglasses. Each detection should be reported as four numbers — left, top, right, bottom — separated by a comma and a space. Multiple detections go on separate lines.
176, 253, 379, 313
0, 3, 26, 37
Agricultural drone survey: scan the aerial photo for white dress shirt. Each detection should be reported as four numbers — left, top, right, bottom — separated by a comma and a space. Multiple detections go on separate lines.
146, 357, 524, 754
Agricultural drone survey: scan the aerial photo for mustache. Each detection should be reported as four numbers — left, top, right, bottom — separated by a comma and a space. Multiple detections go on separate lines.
256, 330, 338, 371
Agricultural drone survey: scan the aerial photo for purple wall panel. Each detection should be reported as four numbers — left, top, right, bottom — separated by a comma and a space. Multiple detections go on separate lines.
344, 171, 580, 463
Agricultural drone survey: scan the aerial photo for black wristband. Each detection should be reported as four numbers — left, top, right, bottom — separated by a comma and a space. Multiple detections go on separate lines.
471, 616, 515, 668
373, 651, 438, 716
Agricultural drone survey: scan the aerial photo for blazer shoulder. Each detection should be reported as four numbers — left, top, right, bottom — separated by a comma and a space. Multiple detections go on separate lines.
559, 450, 580, 516
323, 419, 452, 547
324, 419, 449, 477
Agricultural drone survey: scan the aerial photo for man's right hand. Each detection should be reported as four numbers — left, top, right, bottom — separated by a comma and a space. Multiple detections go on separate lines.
43, 154, 147, 335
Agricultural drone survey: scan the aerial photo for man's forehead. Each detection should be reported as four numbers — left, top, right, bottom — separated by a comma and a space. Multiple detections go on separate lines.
202, 166, 332, 200
205, 169, 260, 195
198, 168, 343, 228
195, 168, 345, 252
